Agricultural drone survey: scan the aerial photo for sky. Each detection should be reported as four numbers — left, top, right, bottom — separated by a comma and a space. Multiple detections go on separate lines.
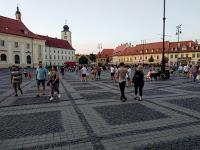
1, 0, 200, 54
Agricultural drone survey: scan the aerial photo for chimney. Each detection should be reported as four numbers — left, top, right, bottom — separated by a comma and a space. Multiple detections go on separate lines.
189, 42, 192, 48
178, 43, 181, 48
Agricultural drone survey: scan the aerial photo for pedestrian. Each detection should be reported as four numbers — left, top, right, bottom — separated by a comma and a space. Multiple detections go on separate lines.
110, 65, 115, 80
81, 65, 87, 82
60, 66, 65, 76
36, 61, 47, 97
11, 66, 23, 96
49, 65, 61, 101
97, 65, 102, 80
116, 62, 130, 102
132, 65, 144, 101
126, 65, 132, 86
192, 65, 198, 82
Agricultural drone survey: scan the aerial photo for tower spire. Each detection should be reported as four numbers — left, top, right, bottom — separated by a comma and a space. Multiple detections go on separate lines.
15, 5, 21, 21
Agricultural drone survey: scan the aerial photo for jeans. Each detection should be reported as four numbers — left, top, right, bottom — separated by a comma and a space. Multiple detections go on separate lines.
119, 81, 126, 98
134, 83, 144, 96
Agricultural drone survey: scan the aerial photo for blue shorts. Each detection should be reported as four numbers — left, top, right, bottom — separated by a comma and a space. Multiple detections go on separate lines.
37, 79, 45, 86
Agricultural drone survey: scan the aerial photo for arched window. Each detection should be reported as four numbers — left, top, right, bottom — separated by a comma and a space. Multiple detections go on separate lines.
27, 55, 31, 64
15, 55, 20, 64
1, 54, 7, 61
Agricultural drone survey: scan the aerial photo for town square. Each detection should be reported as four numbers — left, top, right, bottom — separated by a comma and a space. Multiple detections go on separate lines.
0, 0, 200, 150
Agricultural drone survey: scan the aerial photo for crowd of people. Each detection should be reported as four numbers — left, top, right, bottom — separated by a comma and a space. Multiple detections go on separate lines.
10, 62, 200, 103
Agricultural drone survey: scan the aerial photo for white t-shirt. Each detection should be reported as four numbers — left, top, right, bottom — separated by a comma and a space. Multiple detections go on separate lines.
81, 67, 87, 74
110, 67, 114, 73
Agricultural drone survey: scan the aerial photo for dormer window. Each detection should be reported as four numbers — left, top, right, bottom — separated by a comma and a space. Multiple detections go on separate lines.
152, 49, 154, 53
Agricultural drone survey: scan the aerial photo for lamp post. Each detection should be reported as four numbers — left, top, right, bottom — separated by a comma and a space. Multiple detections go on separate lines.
161, 0, 166, 74
141, 40, 146, 65
176, 24, 182, 42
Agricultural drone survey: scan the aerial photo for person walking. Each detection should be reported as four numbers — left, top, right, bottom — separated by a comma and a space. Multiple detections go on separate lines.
192, 65, 198, 82
110, 65, 115, 80
11, 66, 23, 96
36, 61, 47, 97
116, 62, 130, 102
97, 65, 102, 80
81, 65, 87, 82
132, 65, 144, 101
49, 65, 61, 101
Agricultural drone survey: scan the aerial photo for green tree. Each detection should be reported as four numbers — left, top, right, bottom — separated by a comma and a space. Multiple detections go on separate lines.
79, 55, 88, 64
148, 55, 154, 63
89, 53, 96, 62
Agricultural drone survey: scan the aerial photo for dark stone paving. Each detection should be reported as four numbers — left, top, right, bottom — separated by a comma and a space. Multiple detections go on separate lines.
74, 86, 102, 91
144, 89, 173, 96
80, 92, 119, 100
167, 97, 200, 112
176, 86, 200, 92
94, 103, 168, 125
0, 111, 64, 140
70, 82, 91, 86
135, 136, 200, 150
11, 96, 60, 106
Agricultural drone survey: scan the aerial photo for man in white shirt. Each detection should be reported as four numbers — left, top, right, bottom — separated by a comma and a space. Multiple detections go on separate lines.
81, 65, 87, 82
110, 65, 115, 80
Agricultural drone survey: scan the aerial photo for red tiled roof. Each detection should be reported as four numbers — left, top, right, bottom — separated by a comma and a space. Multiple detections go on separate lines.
169, 41, 196, 48
97, 49, 114, 58
113, 43, 128, 56
0, 16, 44, 40
38, 35, 74, 50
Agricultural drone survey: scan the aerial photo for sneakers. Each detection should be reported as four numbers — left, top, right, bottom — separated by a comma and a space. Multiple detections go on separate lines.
139, 96, 142, 101
49, 96, 54, 101
58, 94, 61, 98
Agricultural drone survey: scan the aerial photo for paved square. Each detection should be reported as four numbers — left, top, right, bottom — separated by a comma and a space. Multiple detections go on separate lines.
0, 111, 64, 140
167, 97, 200, 112
94, 103, 168, 125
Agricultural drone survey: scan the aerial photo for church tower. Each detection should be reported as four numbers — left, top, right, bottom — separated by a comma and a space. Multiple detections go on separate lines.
61, 24, 72, 46
15, 6, 21, 21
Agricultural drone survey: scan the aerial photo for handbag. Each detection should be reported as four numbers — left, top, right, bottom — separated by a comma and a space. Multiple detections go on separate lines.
196, 75, 200, 80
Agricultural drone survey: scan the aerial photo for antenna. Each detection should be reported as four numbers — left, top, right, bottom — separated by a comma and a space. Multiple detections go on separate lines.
65, 19, 67, 25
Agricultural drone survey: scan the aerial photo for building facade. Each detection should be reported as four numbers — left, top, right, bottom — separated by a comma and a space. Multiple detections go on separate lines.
0, 7, 75, 68
111, 41, 200, 66
96, 49, 114, 65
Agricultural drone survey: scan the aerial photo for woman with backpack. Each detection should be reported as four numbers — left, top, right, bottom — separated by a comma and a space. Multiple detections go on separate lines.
132, 65, 144, 101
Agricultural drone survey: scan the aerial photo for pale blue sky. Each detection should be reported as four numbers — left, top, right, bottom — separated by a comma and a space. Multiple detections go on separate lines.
1, 0, 200, 54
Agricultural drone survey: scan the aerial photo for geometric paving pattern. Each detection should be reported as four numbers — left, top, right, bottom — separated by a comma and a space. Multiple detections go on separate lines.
11, 96, 60, 106
80, 92, 119, 100
135, 136, 200, 150
144, 89, 174, 96
94, 103, 168, 125
167, 97, 200, 112
74, 86, 102, 91
0, 111, 64, 140
176, 86, 200, 92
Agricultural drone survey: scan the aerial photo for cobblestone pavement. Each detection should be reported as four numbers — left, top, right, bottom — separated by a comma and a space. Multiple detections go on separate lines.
0, 69, 200, 150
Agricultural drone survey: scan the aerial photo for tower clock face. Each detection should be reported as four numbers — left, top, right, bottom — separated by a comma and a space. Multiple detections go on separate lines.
64, 36, 67, 39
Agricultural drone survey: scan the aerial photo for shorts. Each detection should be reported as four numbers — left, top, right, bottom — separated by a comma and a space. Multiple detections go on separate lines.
37, 79, 45, 86
12, 82, 21, 89
111, 73, 114, 77
82, 74, 86, 77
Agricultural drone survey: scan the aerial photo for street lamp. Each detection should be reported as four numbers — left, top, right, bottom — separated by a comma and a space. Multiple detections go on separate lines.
161, 0, 166, 74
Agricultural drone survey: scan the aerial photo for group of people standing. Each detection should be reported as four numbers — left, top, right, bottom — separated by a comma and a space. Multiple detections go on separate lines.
11, 61, 61, 101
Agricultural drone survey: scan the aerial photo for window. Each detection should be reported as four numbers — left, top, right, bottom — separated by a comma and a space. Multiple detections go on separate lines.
65, 51, 66, 54
157, 56, 159, 59
62, 56, 63, 60
192, 54, 195, 58
58, 56, 60, 59
54, 50, 55, 53
0, 54, 7, 61
186, 54, 188, 58
181, 54, 184, 58
62, 51, 63, 54
135, 57, 137, 60
140, 57, 142, 60
175, 54, 178, 58
27, 43, 30, 49
69, 57, 70, 60
197, 53, 200, 58
58, 51, 59, 54
15, 42, 18, 48
170, 55, 173, 58
45, 49, 47, 52
50, 55, 52, 59
145, 56, 147, 60
54, 55, 56, 59
0, 40, 5, 46
45, 55, 47, 59
38, 45, 42, 50
27, 55, 31, 64
14, 55, 20, 64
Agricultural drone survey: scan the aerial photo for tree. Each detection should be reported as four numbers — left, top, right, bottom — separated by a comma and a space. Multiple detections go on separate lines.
164, 56, 169, 64
148, 55, 154, 63
89, 53, 96, 62
79, 55, 88, 64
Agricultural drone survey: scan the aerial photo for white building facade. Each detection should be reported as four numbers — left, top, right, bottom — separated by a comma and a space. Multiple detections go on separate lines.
0, 7, 75, 68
